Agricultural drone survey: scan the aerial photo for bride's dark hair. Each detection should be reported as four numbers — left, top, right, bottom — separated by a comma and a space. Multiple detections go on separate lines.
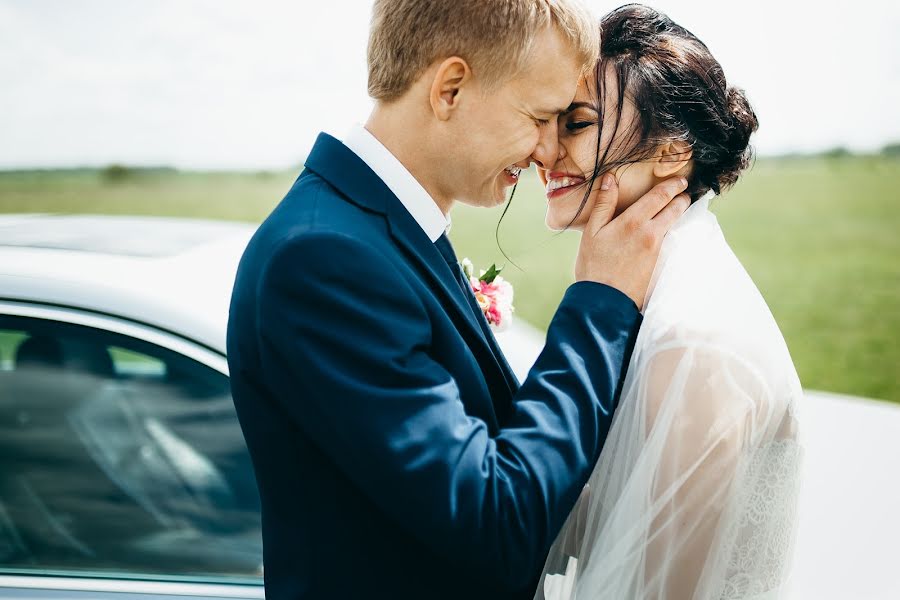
578, 4, 758, 209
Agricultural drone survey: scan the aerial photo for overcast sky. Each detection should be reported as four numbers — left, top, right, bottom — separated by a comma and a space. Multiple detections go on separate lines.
1, 0, 898, 170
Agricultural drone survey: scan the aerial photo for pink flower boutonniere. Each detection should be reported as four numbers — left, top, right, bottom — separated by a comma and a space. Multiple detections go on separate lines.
461, 258, 514, 332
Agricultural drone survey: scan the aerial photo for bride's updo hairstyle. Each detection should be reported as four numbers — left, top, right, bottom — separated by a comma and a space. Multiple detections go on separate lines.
588, 4, 758, 202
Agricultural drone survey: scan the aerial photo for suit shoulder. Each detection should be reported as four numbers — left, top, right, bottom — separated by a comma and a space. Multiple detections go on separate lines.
269, 229, 385, 267
246, 172, 389, 259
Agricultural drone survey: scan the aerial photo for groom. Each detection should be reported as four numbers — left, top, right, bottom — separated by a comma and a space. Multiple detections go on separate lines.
227, 0, 689, 598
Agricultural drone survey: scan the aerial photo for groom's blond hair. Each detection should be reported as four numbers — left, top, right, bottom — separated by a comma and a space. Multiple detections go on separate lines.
367, 0, 598, 101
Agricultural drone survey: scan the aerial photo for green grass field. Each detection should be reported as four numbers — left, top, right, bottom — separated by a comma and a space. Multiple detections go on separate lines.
1, 156, 897, 402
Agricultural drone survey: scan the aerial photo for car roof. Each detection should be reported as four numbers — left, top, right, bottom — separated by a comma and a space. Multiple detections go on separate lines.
0, 214, 257, 354
0, 213, 253, 257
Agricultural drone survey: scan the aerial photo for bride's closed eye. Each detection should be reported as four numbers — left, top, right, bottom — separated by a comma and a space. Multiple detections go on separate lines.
565, 120, 596, 132
563, 104, 599, 133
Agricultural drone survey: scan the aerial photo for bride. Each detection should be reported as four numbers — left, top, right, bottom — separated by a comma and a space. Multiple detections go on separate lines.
534, 5, 803, 599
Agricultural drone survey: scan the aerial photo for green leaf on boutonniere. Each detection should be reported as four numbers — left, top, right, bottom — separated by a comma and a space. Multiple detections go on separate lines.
479, 264, 503, 284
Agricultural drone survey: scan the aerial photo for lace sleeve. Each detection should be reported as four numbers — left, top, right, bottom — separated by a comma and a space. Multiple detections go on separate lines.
536, 342, 802, 600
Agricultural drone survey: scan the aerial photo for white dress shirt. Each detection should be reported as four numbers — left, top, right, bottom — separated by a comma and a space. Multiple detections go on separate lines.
341, 124, 450, 243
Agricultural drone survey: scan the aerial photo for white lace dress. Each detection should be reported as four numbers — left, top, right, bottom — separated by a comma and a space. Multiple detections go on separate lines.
536, 195, 804, 600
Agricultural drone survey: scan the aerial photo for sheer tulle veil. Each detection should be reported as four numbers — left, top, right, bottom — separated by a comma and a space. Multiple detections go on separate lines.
536, 194, 804, 600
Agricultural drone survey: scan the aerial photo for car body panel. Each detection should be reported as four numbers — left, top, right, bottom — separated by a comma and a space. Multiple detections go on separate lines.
0, 214, 255, 355
0, 573, 263, 599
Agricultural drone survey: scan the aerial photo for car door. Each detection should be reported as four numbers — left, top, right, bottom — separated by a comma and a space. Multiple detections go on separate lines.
0, 301, 263, 599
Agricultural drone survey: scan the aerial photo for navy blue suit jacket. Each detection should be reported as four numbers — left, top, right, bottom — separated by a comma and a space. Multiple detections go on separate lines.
227, 133, 641, 599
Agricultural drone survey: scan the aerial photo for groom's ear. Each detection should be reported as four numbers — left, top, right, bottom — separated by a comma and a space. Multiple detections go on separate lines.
429, 57, 472, 121
652, 140, 693, 178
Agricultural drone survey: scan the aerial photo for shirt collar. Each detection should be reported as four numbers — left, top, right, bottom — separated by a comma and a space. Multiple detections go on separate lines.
341, 124, 450, 243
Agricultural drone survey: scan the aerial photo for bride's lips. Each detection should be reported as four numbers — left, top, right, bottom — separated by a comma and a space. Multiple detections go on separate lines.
544, 171, 586, 200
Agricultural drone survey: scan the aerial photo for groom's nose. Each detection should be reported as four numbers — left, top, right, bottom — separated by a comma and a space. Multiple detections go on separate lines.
530, 121, 559, 169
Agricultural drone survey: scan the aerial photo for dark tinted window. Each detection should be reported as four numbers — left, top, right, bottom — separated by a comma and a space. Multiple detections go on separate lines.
0, 315, 261, 580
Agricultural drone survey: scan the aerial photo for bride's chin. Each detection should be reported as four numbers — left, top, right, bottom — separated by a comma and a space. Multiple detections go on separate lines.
546, 192, 590, 230
545, 211, 579, 232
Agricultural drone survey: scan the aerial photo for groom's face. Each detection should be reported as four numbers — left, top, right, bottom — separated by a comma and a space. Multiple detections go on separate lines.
449, 26, 583, 208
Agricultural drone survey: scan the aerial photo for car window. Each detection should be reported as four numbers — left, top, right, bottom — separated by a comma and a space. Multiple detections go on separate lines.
109, 346, 167, 378
0, 315, 262, 582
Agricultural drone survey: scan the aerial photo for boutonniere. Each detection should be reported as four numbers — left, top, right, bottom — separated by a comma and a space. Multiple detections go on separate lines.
461, 258, 514, 332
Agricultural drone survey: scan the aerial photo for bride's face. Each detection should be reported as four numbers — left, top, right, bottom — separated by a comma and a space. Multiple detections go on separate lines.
537, 66, 658, 231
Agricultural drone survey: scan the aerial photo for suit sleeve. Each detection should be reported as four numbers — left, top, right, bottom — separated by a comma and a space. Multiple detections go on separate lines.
256, 231, 641, 589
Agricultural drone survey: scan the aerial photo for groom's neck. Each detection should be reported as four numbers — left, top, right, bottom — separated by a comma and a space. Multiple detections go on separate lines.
365, 103, 454, 216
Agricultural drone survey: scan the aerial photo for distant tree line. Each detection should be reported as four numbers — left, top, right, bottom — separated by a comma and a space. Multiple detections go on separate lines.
100, 164, 178, 182
768, 143, 900, 160
881, 142, 900, 157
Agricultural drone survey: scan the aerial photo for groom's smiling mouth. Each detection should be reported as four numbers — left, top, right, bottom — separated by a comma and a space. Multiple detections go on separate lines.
502, 164, 522, 184
545, 171, 586, 199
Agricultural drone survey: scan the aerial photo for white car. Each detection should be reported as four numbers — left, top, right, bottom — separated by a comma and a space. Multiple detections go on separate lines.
2, 214, 897, 600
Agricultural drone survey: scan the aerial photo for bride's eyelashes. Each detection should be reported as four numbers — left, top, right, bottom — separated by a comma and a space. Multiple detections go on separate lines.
565, 120, 596, 132
562, 103, 600, 133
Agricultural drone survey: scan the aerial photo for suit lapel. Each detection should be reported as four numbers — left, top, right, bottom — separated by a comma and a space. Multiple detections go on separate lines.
470, 307, 520, 396
304, 133, 515, 410
440, 237, 521, 398
385, 205, 517, 416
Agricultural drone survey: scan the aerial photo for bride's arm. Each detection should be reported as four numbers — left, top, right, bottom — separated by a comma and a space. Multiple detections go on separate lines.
639, 341, 789, 599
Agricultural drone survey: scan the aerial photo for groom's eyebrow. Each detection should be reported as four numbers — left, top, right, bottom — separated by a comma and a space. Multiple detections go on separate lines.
536, 105, 570, 117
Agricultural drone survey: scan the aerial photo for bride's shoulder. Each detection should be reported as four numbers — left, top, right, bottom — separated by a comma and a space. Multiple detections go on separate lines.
631, 323, 799, 442
638, 300, 798, 395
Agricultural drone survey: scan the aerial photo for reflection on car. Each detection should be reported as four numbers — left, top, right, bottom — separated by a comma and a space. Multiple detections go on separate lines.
0, 317, 260, 577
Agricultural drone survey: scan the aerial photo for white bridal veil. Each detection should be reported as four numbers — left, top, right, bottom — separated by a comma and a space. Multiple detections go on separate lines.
536, 196, 804, 600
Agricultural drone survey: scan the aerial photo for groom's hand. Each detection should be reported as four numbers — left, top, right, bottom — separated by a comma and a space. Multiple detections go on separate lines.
575, 173, 690, 310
